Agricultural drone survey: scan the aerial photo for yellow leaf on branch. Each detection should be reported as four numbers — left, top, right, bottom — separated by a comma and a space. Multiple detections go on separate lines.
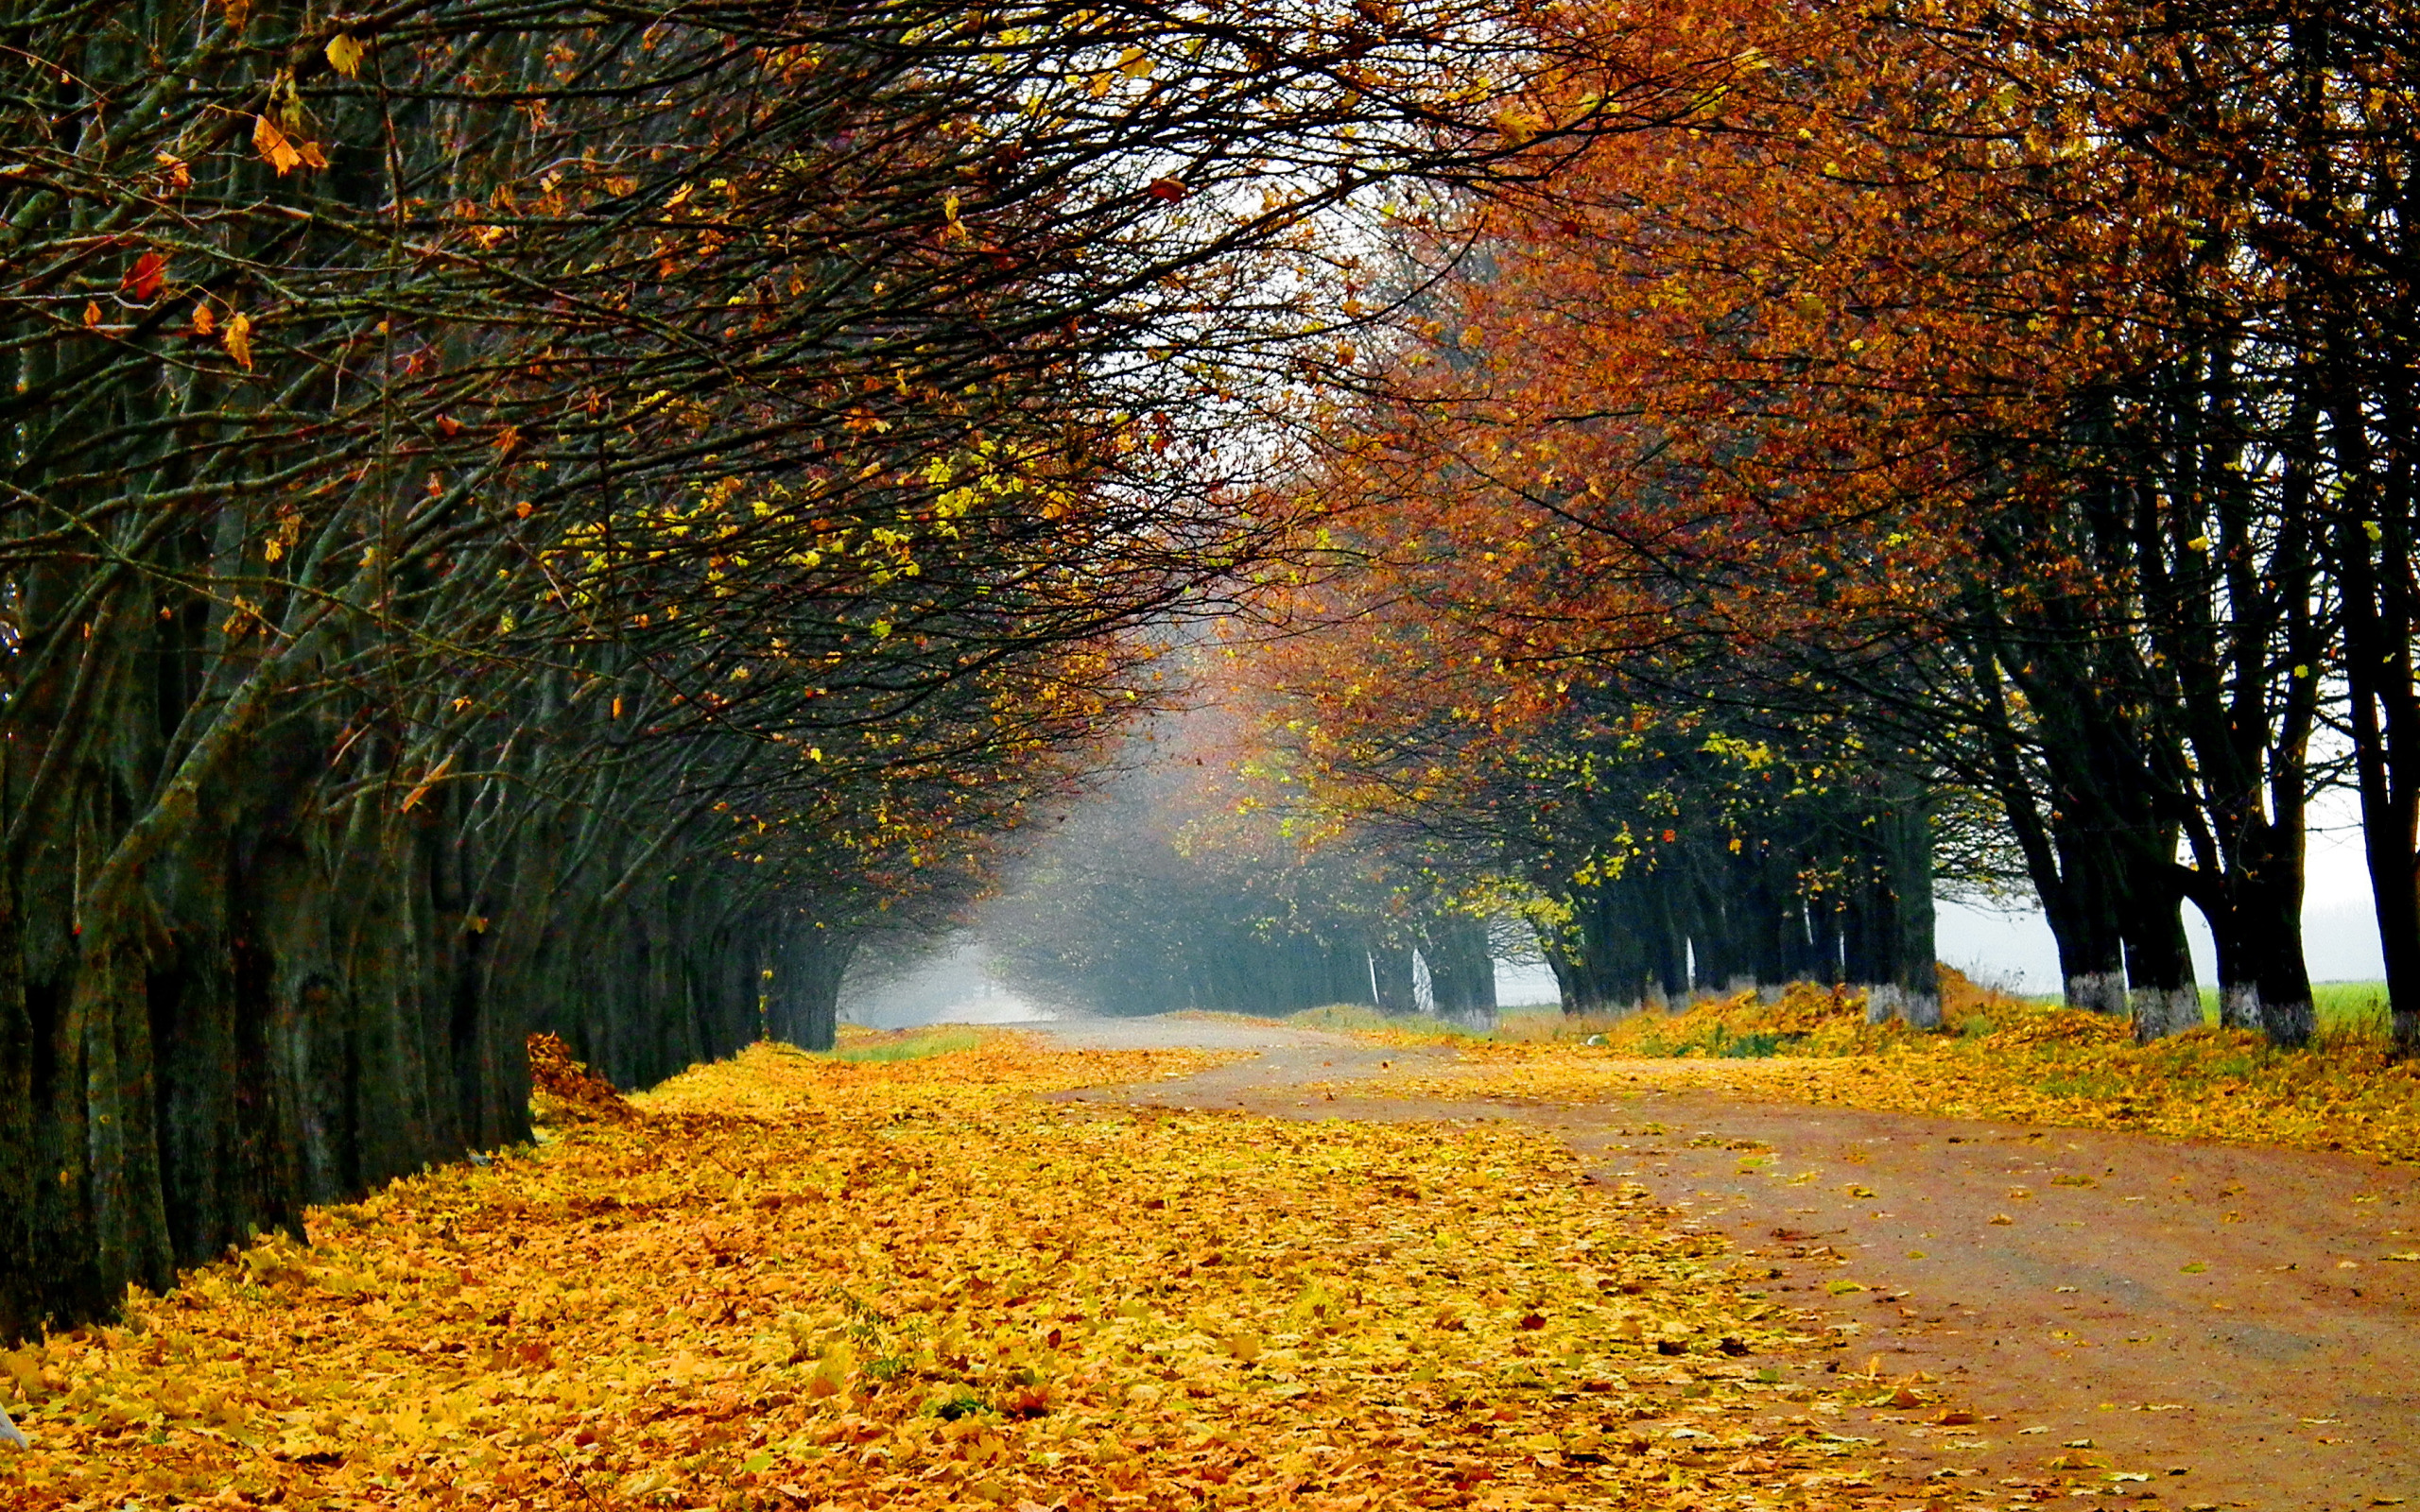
253, 114, 302, 175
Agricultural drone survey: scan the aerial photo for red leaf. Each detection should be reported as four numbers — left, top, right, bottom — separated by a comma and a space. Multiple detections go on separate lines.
121, 251, 167, 302
1147, 178, 1188, 203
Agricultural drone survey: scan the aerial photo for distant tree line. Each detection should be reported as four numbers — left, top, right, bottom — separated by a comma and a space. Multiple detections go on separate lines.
984, 724, 1504, 1025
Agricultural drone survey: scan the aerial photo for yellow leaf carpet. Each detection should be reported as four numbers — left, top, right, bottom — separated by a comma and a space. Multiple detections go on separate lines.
1368, 987, 2420, 1167
0, 1034, 1921, 1512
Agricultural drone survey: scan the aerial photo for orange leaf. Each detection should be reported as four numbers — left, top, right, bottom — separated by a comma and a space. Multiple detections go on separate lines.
81, 301, 101, 329
253, 114, 302, 176
192, 303, 216, 336
1147, 178, 1188, 202
223, 311, 253, 370
121, 251, 167, 302
399, 754, 456, 813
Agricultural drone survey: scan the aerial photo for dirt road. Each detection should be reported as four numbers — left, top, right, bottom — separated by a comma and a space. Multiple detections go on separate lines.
1013, 1017, 2420, 1511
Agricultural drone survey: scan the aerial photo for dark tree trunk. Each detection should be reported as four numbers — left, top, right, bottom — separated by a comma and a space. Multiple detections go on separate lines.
768, 927, 856, 1054
1420, 913, 1497, 1029
2120, 868, 2203, 1042
1858, 799, 1942, 1028
1369, 944, 1417, 1015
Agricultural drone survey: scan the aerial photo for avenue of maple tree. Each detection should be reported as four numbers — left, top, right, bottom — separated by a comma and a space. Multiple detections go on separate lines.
2, 0, 2414, 1383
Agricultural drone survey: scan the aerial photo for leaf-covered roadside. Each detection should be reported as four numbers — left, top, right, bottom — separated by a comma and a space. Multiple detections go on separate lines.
1371, 988, 2420, 1167
0, 1037, 1938, 1511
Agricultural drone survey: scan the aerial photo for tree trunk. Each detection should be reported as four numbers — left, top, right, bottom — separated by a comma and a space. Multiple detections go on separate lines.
769, 927, 856, 1053
1420, 913, 1498, 1029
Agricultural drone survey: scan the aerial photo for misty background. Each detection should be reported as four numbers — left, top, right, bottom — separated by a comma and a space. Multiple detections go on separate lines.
838, 788, 2387, 1028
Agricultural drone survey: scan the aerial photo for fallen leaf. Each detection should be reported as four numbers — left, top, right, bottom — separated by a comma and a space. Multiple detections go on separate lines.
1359, 982, 2420, 1169
0, 1036, 1957, 1510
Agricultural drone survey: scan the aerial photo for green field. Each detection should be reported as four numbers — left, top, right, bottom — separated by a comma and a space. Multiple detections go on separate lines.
2200, 981, 2392, 1035
827, 1027, 984, 1062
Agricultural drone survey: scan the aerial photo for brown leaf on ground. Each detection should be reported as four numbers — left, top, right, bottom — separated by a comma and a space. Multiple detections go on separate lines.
0, 1034, 1937, 1512
527, 1031, 637, 1125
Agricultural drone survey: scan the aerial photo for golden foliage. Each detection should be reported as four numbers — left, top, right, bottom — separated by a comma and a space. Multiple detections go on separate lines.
0, 1037, 1916, 1510
527, 1034, 638, 1126
1381, 982, 2420, 1166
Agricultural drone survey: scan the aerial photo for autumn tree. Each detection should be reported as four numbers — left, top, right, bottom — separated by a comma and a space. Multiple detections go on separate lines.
0, 0, 1565, 1336
1253, 0, 2406, 1046
1222, 563, 1946, 1020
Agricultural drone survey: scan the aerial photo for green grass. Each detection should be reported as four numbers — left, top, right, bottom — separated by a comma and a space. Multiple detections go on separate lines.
2195, 981, 2390, 1035
827, 1027, 982, 1062
1711, 1027, 1799, 1058
2312, 981, 2390, 1034
1284, 1003, 1494, 1036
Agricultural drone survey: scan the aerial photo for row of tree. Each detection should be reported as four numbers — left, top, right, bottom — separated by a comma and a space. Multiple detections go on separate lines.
981, 680, 1941, 1028
1228, 0, 2413, 1050
1216, 622, 1948, 1022
0, 0, 1550, 1336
